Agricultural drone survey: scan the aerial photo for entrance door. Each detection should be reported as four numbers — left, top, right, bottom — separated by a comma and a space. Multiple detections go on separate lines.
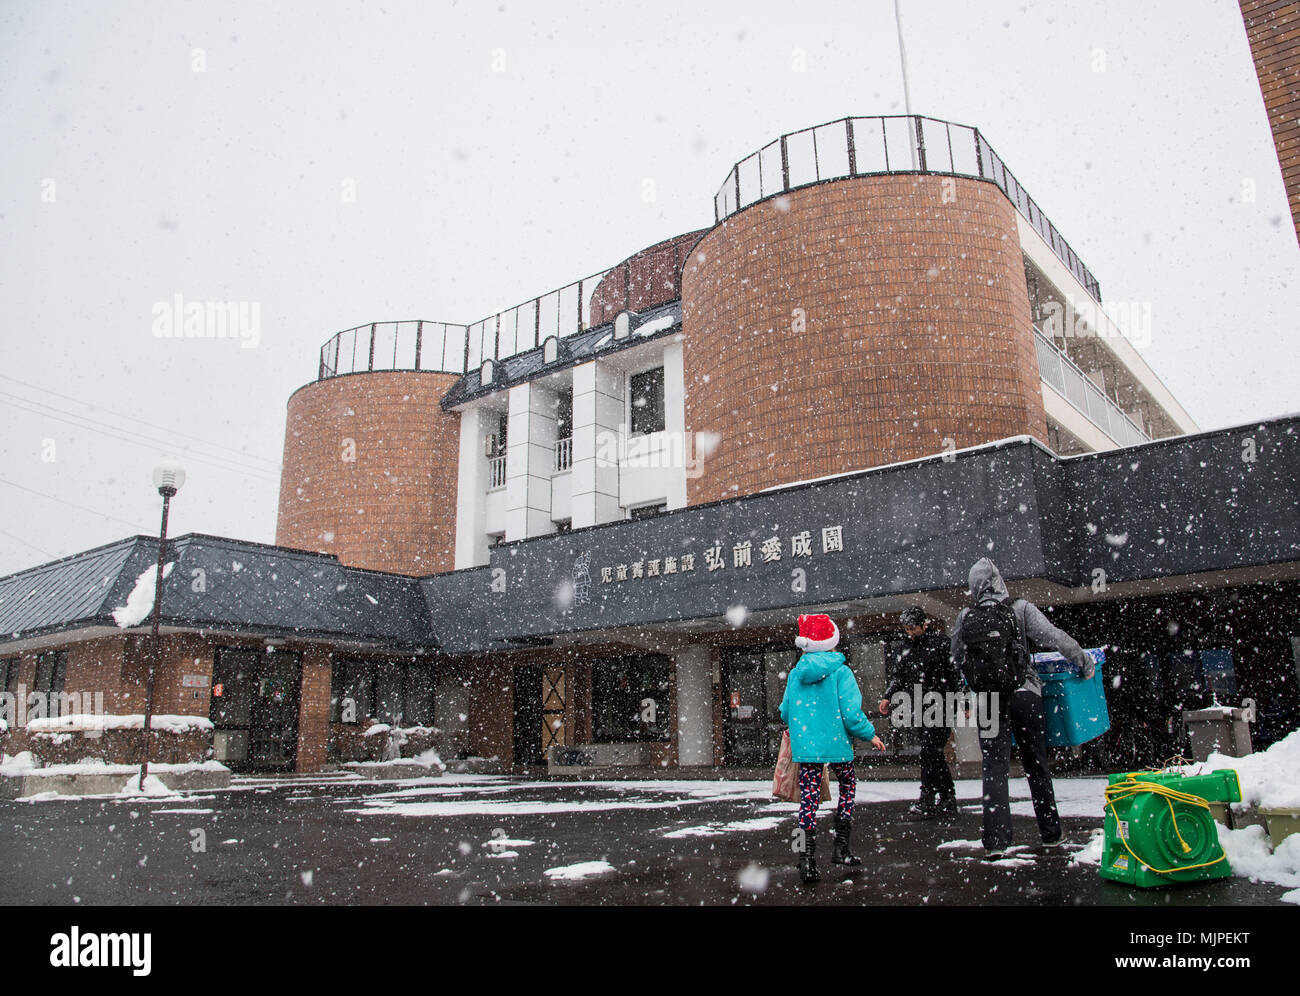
210, 649, 301, 771
723, 654, 769, 766
512, 664, 544, 765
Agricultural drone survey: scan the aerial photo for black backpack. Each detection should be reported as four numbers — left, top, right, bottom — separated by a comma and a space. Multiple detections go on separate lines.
960, 601, 1023, 693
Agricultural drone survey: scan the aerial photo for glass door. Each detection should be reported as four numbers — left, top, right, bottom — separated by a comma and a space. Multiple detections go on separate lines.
210, 649, 301, 771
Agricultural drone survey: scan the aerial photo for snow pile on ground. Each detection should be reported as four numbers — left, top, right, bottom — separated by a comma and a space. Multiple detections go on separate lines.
412, 748, 446, 772
27, 714, 213, 734
0, 750, 37, 773
1182, 729, 1300, 810
544, 860, 614, 881
6, 757, 227, 777
111, 561, 174, 627
117, 774, 176, 797
1070, 829, 1105, 866
1216, 824, 1300, 903
663, 816, 785, 838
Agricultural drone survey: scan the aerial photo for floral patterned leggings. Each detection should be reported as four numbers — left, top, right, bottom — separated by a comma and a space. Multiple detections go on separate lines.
798, 761, 856, 829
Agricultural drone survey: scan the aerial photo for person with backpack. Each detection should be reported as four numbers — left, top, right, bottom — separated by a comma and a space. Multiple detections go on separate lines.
951, 558, 1094, 859
879, 606, 962, 820
779, 613, 886, 884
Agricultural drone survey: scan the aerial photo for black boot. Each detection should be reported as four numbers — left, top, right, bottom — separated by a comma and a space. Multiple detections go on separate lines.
934, 794, 959, 821
904, 795, 937, 821
798, 828, 819, 884
832, 812, 862, 866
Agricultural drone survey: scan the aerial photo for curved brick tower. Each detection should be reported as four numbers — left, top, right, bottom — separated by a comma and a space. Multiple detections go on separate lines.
276, 371, 462, 575
680, 173, 1048, 504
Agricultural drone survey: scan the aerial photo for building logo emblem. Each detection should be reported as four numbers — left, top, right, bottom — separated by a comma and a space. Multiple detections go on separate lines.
572, 551, 591, 606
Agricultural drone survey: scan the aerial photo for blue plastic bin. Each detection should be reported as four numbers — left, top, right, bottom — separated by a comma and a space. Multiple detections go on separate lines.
1032, 648, 1109, 746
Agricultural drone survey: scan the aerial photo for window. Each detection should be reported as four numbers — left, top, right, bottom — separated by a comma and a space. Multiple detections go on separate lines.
488, 411, 508, 458
34, 651, 67, 716
555, 390, 573, 441
331, 659, 374, 723
629, 366, 665, 435
592, 655, 671, 743
629, 503, 666, 521
553, 519, 572, 534
0, 657, 17, 698
331, 658, 436, 727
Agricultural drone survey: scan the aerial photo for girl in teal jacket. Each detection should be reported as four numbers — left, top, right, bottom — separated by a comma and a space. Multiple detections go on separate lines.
779, 614, 885, 882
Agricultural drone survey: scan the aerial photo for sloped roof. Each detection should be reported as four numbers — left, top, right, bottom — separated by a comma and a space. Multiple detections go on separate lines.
439, 299, 683, 409
0, 534, 438, 649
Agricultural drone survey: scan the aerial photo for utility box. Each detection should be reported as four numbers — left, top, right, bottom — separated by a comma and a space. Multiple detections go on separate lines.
1183, 706, 1253, 760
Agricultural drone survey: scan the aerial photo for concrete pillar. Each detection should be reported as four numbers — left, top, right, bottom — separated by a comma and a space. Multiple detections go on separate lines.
454, 406, 490, 569
662, 340, 689, 510
506, 382, 558, 542
675, 645, 714, 766
570, 359, 623, 528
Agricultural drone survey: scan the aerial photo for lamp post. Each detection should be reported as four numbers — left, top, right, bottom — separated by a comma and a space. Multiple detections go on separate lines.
139, 463, 185, 791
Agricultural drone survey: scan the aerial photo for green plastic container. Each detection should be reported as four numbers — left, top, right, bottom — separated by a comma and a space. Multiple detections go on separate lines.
1100, 769, 1240, 889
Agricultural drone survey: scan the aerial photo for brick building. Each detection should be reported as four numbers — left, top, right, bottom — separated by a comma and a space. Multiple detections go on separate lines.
2, 115, 1298, 774
1240, 0, 1300, 245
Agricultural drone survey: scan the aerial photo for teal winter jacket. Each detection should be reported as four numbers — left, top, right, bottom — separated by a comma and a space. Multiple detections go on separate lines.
778, 651, 877, 763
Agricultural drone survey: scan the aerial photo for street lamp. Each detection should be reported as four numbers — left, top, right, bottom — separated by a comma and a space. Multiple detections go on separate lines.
139, 462, 185, 790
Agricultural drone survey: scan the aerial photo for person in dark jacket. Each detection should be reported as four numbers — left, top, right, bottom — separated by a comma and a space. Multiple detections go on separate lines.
879, 606, 961, 820
952, 558, 1094, 859
779, 613, 885, 884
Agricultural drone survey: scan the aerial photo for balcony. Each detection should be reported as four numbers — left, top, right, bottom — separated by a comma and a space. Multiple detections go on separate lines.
1034, 329, 1148, 448
554, 436, 573, 474
487, 455, 507, 491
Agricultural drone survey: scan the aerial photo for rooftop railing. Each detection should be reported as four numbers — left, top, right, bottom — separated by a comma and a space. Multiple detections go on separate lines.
712, 115, 1102, 303
318, 114, 1105, 383
318, 263, 635, 380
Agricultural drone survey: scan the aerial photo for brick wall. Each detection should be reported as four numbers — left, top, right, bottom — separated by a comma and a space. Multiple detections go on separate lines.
1240, 0, 1300, 246
588, 229, 708, 325
276, 370, 463, 575
681, 173, 1047, 504
296, 646, 333, 773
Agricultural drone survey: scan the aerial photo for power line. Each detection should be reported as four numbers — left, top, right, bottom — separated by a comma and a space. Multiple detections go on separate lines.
0, 372, 282, 468
0, 395, 280, 483
0, 527, 58, 560
0, 477, 154, 532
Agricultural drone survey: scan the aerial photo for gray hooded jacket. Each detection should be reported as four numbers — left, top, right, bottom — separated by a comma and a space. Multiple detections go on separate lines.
951, 558, 1093, 695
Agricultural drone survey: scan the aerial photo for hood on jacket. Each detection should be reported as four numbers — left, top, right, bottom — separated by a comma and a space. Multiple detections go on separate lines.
968, 557, 1010, 604
792, 650, 845, 684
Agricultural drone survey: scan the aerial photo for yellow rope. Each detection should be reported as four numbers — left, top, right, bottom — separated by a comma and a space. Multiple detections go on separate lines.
1103, 774, 1227, 875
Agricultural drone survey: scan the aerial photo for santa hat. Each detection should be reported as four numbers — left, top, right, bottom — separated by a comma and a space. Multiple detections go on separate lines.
795, 613, 840, 652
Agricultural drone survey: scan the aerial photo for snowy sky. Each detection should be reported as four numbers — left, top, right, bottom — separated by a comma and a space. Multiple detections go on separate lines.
0, 0, 1296, 577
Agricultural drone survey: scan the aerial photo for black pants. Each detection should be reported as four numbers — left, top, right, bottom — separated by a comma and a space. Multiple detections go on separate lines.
978, 688, 1061, 851
918, 726, 955, 804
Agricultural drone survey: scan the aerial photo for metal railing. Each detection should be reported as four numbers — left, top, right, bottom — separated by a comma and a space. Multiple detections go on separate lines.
554, 436, 573, 473
487, 455, 507, 490
1034, 329, 1148, 447
316, 258, 671, 381
712, 115, 1102, 303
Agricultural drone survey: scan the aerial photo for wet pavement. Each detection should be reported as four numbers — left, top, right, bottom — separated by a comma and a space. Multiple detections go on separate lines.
0, 773, 1290, 906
